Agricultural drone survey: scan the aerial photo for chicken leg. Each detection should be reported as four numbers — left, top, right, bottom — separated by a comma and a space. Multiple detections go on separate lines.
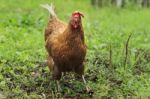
52, 65, 62, 93
56, 80, 61, 92
82, 75, 92, 93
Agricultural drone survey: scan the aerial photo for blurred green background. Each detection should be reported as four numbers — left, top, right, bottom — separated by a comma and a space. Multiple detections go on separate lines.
0, 0, 150, 98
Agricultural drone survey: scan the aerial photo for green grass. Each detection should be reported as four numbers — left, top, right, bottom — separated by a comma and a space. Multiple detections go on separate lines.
0, 0, 150, 98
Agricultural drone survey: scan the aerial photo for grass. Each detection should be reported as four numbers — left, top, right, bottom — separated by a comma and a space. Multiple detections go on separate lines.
0, 0, 150, 98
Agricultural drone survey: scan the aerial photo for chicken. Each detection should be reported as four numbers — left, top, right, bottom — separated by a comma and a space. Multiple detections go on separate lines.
41, 4, 90, 93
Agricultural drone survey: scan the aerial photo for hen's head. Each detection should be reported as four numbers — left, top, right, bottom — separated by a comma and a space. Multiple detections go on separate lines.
70, 11, 84, 29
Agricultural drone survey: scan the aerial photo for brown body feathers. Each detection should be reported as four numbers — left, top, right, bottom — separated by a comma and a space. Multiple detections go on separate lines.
43, 4, 86, 80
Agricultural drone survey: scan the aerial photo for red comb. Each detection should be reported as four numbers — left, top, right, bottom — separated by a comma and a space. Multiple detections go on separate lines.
72, 11, 84, 18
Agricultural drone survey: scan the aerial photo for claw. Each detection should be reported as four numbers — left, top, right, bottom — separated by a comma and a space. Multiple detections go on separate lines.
56, 80, 61, 92
82, 75, 94, 96
54, 80, 62, 98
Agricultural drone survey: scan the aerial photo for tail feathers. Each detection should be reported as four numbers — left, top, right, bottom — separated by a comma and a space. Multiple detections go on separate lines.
40, 4, 57, 18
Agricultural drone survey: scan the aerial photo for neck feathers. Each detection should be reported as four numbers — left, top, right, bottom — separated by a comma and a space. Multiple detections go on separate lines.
64, 23, 84, 43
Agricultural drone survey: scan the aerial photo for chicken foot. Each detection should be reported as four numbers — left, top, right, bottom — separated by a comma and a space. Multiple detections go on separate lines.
52, 65, 62, 93
82, 75, 93, 95
54, 80, 62, 98
56, 80, 61, 92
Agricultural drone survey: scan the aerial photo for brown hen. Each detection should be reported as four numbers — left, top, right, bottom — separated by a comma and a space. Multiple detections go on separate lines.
41, 4, 90, 93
